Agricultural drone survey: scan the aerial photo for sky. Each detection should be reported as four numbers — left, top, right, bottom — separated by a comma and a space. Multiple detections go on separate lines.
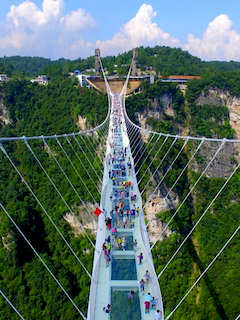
1, 0, 240, 61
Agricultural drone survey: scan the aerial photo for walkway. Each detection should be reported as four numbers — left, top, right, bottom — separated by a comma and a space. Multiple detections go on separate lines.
87, 93, 164, 320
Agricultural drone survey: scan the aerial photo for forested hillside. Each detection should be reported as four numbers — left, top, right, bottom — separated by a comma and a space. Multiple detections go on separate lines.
126, 73, 240, 320
2, 46, 240, 79
0, 74, 107, 319
0, 46, 240, 320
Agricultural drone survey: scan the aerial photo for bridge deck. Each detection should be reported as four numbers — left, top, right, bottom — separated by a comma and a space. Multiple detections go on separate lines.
87, 94, 164, 320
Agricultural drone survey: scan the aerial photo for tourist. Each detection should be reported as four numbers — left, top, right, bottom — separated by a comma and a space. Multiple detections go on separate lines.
144, 270, 150, 284
138, 253, 143, 265
151, 297, 156, 309
139, 279, 145, 293
127, 291, 134, 303
130, 208, 135, 220
144, 300, 150, 314
104, 254, 111, 267
111, 227, 117, 235
144, 293, 153, 314
155, 310, 162, 320
107, 242, 111, 254
122, 237, 126, 251
133, 239, 137, 252
123, 216, 127, 228
103, 304, 112, 313
117, 237, 122, 249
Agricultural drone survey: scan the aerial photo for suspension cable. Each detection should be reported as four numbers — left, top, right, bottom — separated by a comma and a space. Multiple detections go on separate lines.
166, 219, 240, 319
143, 137, 189, 211
66, 136, 100, 194
79, 135, 104, 175
55, 136, 99, 208
141, 136, 178, 196
158, 142, 238, 279
0, 289, 26, 320
134, 133, 156, 167
132, 138, 145, 159
136, 134, 162, 175
23, 139, 96, 249
0, 142, 92, 278
0, 202, 87, 320
146, 138, 205, 228
138, 134, 169, 185
84, 133, 105, 167
151, 139, 225, 252
43, 138, 97, 231
73, 135, 102, 183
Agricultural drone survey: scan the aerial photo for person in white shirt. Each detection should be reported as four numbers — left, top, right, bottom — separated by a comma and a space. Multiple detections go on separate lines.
155, 309, 162, 320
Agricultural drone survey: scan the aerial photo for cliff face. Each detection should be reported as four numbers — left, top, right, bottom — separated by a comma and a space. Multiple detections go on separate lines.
0, 98, 11, 125
136, 94, 175, 130
196, 88, 240, 140
134, 88, 240, 240
145, 191, 177, 242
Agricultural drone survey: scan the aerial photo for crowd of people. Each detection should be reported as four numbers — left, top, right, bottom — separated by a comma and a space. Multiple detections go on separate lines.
102, 95, 162, 319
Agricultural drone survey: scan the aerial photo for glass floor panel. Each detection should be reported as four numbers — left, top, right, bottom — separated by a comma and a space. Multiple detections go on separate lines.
111, 257, 137, 280
110, 288, 141, 320
112, 233, 133, 251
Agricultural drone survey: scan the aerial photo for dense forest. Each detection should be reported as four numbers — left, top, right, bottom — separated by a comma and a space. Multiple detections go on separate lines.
1, 46, 240, 319
0, 73, 108, 319
2, 46, 240, 78
125, 67, 240, 319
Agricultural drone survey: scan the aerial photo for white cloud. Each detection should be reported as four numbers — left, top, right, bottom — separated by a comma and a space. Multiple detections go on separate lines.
96, 4, 180, 56
7, 0, 64, 27
60, 8, 96, 33
0, 0, 96, 59
183, 14, 240, 61
1, 2, 240, 62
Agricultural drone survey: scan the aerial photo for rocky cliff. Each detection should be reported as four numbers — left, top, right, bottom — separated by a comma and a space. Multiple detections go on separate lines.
134, 87, 240, 240
0, 98, 11, 125
136, 94, 175, 130
196, 88, 240, 140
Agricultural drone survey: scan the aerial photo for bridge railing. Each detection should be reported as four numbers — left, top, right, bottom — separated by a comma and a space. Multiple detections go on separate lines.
87, 214, 105, 320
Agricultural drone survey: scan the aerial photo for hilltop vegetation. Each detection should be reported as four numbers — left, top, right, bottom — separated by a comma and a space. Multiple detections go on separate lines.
2, 45, 240, 79
0, 76, 108, 137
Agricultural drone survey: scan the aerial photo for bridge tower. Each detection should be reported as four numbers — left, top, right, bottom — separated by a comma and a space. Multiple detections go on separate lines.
95, 49, 101, 76
132, 48, 138, 76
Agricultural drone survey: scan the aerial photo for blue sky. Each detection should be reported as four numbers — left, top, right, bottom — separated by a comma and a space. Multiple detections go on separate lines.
1, 0, 240, 61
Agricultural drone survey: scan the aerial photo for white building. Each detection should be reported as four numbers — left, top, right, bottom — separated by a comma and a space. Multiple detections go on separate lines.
0, 74, 9, 83
30, 75, 48, 85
